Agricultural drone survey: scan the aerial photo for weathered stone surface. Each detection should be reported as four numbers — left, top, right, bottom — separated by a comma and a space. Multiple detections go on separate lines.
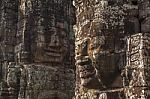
74, 0, 150, 99
0, 0, 150, 99
123, 33, 150, 99
0, 0, 75, 99
15, 64, 75, 99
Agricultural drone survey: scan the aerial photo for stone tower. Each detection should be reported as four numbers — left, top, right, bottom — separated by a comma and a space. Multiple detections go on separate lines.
74, 0, 150, 99
0, 0, 76, 99
0, 0, 150, 99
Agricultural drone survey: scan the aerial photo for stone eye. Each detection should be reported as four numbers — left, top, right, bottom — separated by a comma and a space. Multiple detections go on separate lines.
131, 1, 138, 5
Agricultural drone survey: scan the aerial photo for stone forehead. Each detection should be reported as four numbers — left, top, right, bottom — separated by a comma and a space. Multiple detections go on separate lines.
74, 0, 147, 5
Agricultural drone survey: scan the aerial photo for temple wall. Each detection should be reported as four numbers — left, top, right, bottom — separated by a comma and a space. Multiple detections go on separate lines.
0, 0, 150, 99
0, 0, 76, 99
74, 0, 150, 99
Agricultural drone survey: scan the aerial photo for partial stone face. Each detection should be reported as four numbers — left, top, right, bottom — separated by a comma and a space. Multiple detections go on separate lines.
76, 36, 106, 89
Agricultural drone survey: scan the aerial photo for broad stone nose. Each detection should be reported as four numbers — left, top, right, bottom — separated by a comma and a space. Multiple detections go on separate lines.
80, 40, 88, 56
49, 32, 60, 47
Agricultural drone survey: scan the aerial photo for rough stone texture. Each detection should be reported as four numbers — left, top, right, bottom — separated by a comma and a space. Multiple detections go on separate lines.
74, 0, 150, 99
0, 0, 75, 99
123, 33, 150, 99
0, 0, 150, 99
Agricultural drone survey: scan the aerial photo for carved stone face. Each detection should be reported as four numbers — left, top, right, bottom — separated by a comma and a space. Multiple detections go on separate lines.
76, 35, 106, 89
75, 0, 125, 90
34, 21, 68, 64
77, 34, 122, 90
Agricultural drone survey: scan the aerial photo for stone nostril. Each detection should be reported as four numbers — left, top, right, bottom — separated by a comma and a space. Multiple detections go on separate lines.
54, 37, 60, 46
81, 40, 88, 56
50, 34, 60, 46
54, 39, 57, 44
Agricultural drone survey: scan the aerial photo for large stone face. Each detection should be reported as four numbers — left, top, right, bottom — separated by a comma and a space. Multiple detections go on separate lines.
0, 0, 75, 99
34, 21, 69, 63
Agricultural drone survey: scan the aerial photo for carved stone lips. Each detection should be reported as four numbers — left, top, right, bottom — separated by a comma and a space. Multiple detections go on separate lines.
77, 56, 95, 79
45, 51, 62, 57
44, 47, 64, 57
79, 69, 96, 78
81, 77, 94, 86
76, 56, 93, 69
76, 59, 92, 66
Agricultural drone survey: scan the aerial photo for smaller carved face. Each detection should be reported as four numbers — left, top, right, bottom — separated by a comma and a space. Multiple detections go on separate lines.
76, 36, 105, 89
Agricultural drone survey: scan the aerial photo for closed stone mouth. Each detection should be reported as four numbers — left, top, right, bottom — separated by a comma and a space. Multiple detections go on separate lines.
44, 56, 63, 63
44, 47, 65, 57
78, 64, 94, 72
76, 56, 92, 65
80, 70, 96, 79
78, 64, 95, 79
44, 48, 63, 52
45, 52, 62, 57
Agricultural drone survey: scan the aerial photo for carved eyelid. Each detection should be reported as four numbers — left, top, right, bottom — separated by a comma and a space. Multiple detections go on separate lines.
60, 31, 67, 37
49, 27, 67, 37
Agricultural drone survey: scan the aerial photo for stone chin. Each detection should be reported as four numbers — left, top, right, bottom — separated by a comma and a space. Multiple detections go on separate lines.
80, 76, 103, 89
34, 47, 67, 64
77, 57, 104, 89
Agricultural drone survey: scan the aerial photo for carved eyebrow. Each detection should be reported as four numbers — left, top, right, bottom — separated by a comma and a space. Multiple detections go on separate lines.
51, 27, 68, 38
55, 26, 66, 31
